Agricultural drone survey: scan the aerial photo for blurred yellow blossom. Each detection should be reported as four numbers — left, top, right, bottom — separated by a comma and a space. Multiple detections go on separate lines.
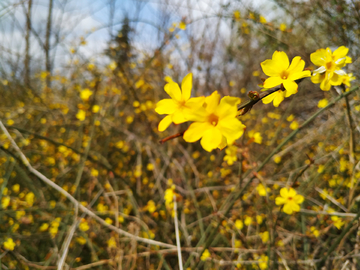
261, 51, 311, 107
275, 188, 304, 215
80, 89, 93, 101
3, 238, 16, 250
200, 249, 211, 261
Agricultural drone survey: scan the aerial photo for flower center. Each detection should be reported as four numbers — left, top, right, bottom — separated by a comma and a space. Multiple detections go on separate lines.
326, 61, 335, 71
280, 70, 289, 80
208, 114, 219, 126
288, 197, 293, 201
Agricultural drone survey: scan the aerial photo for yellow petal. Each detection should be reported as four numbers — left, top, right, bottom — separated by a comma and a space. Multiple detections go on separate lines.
261, 92, 276, 104
217, 118, 245, 145
273, 91, 285, 107
183, 122, 212, 142
200, 127, 222, 152
287, 188, 297, 198
275, 197, 286, 205
263, 77, 283, 89
272, 51, 289, 69
204, 91, 221, 113
155, 99, 176, 114
287, 56, 304, 74
261, 59, 281, 77
333, 46, 349, 59
158, 115, 173, 132
288, 70, 311, 81
280, 187, 289, 198
294, 194, 304, 204
283, 80, 298, 97
310, 48, 327, 66
311, 73, 325, 84
172, 110, 187, 124
181, 73, 192, 100
283, 204, 294, 214
164, 82, 182, 101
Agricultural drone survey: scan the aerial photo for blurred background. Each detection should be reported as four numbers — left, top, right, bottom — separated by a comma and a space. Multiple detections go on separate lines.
0, 0, 360, 269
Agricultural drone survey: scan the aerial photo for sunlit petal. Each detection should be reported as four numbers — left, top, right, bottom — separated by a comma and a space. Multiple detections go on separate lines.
164, 82, 182, 101
158, 115, 173, 132
283, 81, 298, 97
155, 99, 177, 114
183, 122, 212, 142
200, 127, 222, 152
181, 73, 192, 100
263, 77, 283, 89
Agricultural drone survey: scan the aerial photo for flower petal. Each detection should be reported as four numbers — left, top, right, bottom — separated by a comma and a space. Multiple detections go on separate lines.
183, 122, 212, 142
287, 188, 297, 198
288, 70, 311, 81
273, 91, 285, 107
283, 80, 298, 97
172, 110, 187, 124
155, 99, 177, 115
287, 56, 304, 74
217, 118, 246, 145
200, 127, 222, 152
205, 91, 221, 113
333, 46, 349, 59
263, 77, 283, 89
280, 188, 289, 198
294, 194, 304, 204
275, 197, 286, 205
283, 204, 294, 215
261, 92, 276, 104
273, 51, 290, 69
181, 73, 192, 100
158, 115, 173, 132
310, 48, 327, 66
164, 82, 182, 101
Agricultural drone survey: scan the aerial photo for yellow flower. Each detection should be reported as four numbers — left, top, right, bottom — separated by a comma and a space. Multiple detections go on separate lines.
80, 88, 93, 101
244, 216, 252, 226
76, 109, 86, 121
331, 216, 345, 229
260, 231, 269, 243
258, 254, 269, 269
200, 249, 211, 261
339, 73, 356, 88
275, 187, 304, 215
261, 51, 311, 107
256, 184, 269, 197
223, 145, 237, 165
233, 10, 241, 21
39, 223, 49, 231
259, 15, 267, 24
76, 236, 87, 245
310, 46, 351, 91
183, 91, 245, 152
155, 73, 205, 131
107, 236, 117, 248
25, 192, 35, 206
317, 98, 328, 108
79, 220, 90, 231
179, 21, 186, 30
234, 219, 243, 230
3, 238, 16, 250
279, 23, 287, 31
146, 200, 156, 213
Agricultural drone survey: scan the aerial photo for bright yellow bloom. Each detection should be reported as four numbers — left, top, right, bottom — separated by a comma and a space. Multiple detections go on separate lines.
80, 88, 93, 101
79, 220, 90, 231
223, 145, 237, 165
3, 238, 16, 250
331, 216, 345, 229
310, 46, 351, 90
260, 231, 269, 243
256, 184, 269, 196
258, 254, 269, 269
275, 187, 304, 215
155, 73, 205, 131
261, 51, 311, 107
200, 249, 211, 261
340, 73, 356, 88
234, 219, 243, 230
76, 109, 86, 121
183, 91, 245, 152
107, 236, 117, 248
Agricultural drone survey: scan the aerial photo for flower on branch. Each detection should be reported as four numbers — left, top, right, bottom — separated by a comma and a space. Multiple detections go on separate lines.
183, 91, 246, 152
275, 187, 304, 215
261, 51, 311, 107
155, 73, 205, 132
310, 46, 352, 91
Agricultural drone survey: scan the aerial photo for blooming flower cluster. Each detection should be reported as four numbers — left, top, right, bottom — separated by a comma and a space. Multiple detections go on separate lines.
310, 46, 353, 91
156, 73, 246, 152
